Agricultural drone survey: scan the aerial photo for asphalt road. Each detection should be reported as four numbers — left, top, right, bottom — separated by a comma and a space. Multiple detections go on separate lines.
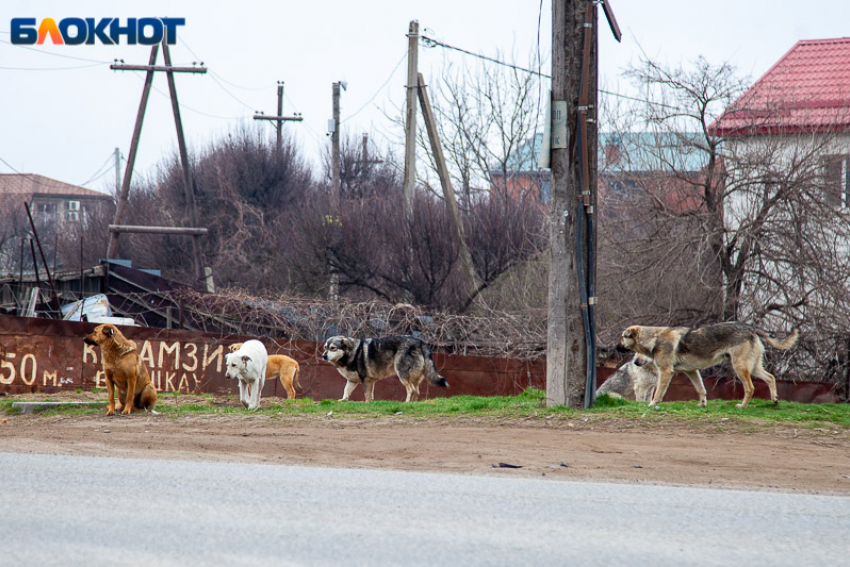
1, 452, 848, 566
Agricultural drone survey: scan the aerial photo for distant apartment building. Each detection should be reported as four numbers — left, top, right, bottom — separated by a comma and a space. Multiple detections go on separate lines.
491, 132, 707, 214
0, 173, 112, 224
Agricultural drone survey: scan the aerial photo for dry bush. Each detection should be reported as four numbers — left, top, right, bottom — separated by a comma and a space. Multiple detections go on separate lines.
172, 287, 547, 360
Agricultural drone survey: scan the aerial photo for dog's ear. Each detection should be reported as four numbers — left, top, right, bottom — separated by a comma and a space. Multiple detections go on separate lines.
241, 355, 251, 363
342, 337, 357, 351
622, 327, 635, 339
104, 326, 114, 337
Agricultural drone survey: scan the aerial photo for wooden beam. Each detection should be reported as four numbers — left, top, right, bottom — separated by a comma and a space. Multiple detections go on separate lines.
110, 64, 207, 73
109, 225, 208, 235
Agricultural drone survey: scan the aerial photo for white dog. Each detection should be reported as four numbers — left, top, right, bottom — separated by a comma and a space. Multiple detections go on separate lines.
596, 353, 657, 402
224, 339, 268, 410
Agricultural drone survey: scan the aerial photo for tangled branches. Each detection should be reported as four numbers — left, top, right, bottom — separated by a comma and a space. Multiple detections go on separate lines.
172, 288, 547, 361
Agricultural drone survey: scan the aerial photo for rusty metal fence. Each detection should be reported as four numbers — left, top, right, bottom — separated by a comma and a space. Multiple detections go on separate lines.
0, 314, 840, 403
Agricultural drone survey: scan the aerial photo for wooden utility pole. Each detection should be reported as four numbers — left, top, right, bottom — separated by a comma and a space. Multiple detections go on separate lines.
161, 41, 206, 287
401, 20, 420, 220
546, 0, 591, 409
253, 81, 303, 154
547, 0, 619, 408
109, 225, 208, 236
107, 39, 209, 288
107, 44, 160, 260
417, 72, 480, 302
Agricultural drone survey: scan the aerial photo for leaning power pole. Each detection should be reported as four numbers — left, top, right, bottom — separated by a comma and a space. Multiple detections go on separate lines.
546, 0, 620, 408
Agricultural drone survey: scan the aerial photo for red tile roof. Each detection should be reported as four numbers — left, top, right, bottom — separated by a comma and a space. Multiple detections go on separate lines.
713, 37, 850, 136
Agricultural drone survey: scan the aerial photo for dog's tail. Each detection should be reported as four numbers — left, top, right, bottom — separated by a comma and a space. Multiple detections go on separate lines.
755, 328, 799, 350
293, 363, 302, 391
421, 343, 449, 388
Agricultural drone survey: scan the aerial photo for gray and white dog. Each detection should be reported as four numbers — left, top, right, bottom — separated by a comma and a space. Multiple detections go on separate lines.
596, 353, 657, 402
322, 335, 449, 402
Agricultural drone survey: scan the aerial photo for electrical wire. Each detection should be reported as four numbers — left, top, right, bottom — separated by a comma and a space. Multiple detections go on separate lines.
208, 72, 257, 112
0, 153, 21, 173
124, 71, 245, 120
420, 33, 682, 110
0, 61, 106, 71
0, 36, 112, 64
79, 152, 116, 187
80, 163, 115, 187
342, 51, 408, 123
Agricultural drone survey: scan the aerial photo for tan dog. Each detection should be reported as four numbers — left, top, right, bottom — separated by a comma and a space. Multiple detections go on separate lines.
83, 324, 157, 415
229, 343, 301, 400
620, 322, 798, 409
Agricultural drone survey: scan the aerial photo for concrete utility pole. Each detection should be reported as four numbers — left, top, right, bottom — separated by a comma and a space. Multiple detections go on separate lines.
328, 81, 346, 301
277, 82, 284, 151
114, 148, 121, 196
253, 81, 303, 154
401, 20, 420, 220
546, 0, 619, 409
330, 81, 344, 210
107, 40, 209, 288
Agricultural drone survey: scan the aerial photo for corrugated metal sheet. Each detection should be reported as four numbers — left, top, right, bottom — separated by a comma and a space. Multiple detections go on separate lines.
0, 315, 545, 401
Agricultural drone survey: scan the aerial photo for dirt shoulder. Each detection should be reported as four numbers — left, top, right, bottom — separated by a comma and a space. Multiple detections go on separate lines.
2, 394, 850, 494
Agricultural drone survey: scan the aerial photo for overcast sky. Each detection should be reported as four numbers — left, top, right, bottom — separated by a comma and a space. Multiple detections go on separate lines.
1, 1, 848, 194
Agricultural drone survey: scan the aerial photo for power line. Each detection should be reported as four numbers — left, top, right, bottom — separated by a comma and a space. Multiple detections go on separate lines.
342, 51, 408, 123
80, 164, 114, 187
79, 152, 116, 187
0, 62, 105, 71
420, 33, 682, 110
0, 37, 111, 64
178, 36, 273, 105
0, 153, 21, 173
126, 71, 244, 120
421, 35, 548, 78
208, 72, 257, 112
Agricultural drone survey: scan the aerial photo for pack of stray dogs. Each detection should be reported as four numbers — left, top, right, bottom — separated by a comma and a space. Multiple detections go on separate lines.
83, 319, 798, 415
83, 324, 449, 415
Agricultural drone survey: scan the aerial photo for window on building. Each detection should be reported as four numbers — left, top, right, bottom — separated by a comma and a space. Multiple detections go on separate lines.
822, 155, 848, 208
65, 211, 80, 222
66, 200, 81, 211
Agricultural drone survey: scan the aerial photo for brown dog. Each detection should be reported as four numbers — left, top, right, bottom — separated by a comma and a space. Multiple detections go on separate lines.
84, 324, 158, 415
229, 343, 301, 400
620, 322, 798, 409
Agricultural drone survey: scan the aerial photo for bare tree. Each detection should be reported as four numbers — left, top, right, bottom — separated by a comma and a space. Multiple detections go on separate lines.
598, 55, 850, 383
385, 50, 543, 203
